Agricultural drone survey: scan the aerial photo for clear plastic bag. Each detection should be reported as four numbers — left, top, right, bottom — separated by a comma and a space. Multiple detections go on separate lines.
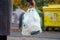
22, 8, 42, 36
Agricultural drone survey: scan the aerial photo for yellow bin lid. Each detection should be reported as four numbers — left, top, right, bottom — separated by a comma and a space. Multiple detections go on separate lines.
43, 5, 60, 8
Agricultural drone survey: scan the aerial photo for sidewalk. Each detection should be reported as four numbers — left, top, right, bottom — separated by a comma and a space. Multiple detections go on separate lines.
7, 36, 59, 40
10, 21, 60, 40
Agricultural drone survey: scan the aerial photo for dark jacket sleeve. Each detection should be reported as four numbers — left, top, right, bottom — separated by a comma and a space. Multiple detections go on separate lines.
19, 13, 24, 29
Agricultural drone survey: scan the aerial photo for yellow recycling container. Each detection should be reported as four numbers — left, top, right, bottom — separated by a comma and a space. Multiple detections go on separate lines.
43, 5, 60, 27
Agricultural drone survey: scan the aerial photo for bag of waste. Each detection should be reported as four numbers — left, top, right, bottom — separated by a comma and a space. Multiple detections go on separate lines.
22, 8, 42, 36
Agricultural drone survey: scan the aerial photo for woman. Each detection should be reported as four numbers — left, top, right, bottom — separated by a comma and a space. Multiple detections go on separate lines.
22, 0, 42, 35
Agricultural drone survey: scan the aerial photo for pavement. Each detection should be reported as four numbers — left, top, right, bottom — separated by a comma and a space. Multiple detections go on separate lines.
8, 29, 60, 40
8, 17, 60, 40
7, 36, 60, 40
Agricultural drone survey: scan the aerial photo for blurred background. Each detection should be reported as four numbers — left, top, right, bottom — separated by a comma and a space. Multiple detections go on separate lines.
13, 0, 60, 11
12, 0, 60, 31
9, 0, 60, 40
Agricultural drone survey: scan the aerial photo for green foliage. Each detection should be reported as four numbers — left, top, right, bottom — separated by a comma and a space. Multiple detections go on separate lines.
43, 0, 50, 6
13, 4, 18, 11
35, 0, 50, 10
35, 0, 44, 7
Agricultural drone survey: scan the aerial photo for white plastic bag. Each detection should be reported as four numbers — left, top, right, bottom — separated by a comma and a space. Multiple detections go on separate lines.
22, 8, 42, 36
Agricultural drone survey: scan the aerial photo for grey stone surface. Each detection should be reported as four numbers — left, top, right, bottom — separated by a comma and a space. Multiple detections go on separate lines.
10, 32, 60, 39
7, 36, 60, 40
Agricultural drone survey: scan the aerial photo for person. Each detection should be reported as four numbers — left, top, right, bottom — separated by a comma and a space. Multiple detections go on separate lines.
21, 0, 42, 35
14, 6, 25, 20
14, 6, 25, 30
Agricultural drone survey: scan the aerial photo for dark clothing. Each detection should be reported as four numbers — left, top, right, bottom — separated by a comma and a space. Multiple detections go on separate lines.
0, 0, 12, 35
19, 13, 24, 29
31, 30, 40, 35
